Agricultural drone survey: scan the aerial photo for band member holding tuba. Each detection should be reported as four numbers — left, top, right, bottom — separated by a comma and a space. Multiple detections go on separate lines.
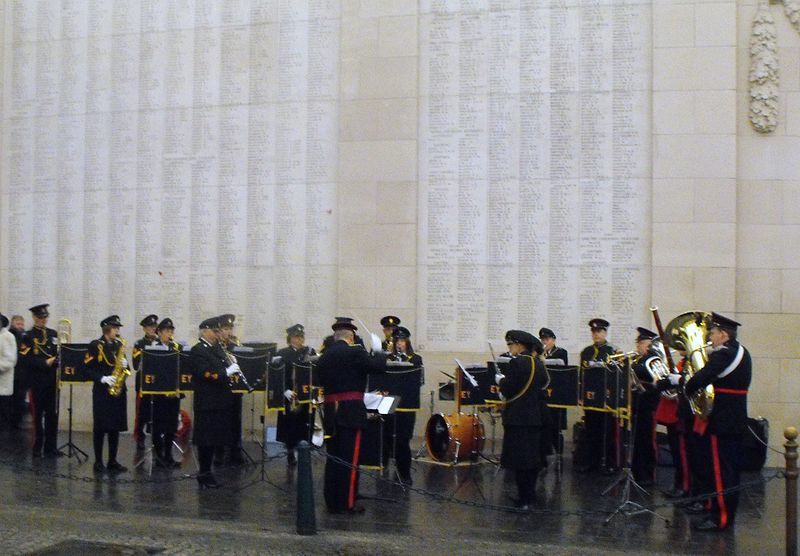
380, 315, 400, 352
383, 326, 423, 485
318, 317, 387, 514
83, 315, 129, 474
574, 318, 617, 474
19, 304, 62, 458
152, 318, 182, 468
132, 314, 159, 450
630, 327, 662, 486
276, 323, 317, 466
675, 313, 751, 532
216, 314, 246, 466
495, 330, 548, 510
191, 317, 238, 488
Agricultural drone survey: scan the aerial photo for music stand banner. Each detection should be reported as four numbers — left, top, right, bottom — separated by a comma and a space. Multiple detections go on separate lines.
367, 365, 424, 410
581, 366, 610, 413
545, 365, 579, 408
266, 358, 285, 411
60, 343, 91, 384
292, 363, 316, 407
178, 351, 194, 392
140, 347, 179, 395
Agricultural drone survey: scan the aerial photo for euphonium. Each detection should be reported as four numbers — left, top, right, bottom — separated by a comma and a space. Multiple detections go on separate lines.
646, 338, 678, 400
664, 311, 713, 418
108, 339, 130, 397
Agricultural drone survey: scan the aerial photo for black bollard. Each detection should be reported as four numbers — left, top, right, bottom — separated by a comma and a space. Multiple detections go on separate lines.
296, 441, 316, 535
786, 427, 798, 556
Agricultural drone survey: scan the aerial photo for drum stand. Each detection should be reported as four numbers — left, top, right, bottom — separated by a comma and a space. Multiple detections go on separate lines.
449, 408, 488, 502
602, 363, 669, 526
415, 390, 435, 459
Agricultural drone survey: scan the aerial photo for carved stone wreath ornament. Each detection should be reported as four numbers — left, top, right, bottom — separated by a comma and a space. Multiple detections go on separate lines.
749, 0, 800, 133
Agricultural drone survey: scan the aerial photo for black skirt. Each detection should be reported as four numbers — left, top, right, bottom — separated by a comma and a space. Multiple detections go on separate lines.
92, 384, 128, 432
193, 408, 232, 447
501, 425, 541, 470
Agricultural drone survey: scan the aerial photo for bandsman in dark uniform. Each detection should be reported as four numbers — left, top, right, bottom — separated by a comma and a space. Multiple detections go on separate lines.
318, 317, 387, 513
276, 323, 317, 466
575, 318, 617, 474
132, 314, 159, 450
19, 304, 62, 458
190, 317, 238, 488
539, 327, 568, 461
215, 314, 246, 466
380, 315, 400, 352
152, 318, 182, 468
630, 327, 662, 486
383, 326, 423, 485
83, 315, 129, 474
495, 330, 549, 510
676, 313, 751, 532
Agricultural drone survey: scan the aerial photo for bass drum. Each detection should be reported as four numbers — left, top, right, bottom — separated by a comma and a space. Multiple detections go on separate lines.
425, 413, 485, 462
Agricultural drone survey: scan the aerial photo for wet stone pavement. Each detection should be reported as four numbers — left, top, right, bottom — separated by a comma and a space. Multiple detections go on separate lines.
0, 429, 790, 555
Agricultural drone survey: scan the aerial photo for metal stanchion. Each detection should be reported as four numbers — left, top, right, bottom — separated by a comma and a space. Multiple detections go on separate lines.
785, 426, 798, 556
296, 441, 316, 536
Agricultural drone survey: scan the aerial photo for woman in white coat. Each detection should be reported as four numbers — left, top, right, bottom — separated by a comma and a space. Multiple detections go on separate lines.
0, 312, 19, 429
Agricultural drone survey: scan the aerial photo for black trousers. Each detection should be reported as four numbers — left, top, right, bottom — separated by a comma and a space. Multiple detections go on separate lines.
515, 467, 540, 504
11, 375, 28, 427
324, 427, 361, 511
632, 407, 656, 482
688, 426, 711, 499
575, 411, 616, 470
30, 383, 58, 453
701, 433, 742, 528
381, 412, 416, 479
93, 430, 120, 464
666, 421, 691, 492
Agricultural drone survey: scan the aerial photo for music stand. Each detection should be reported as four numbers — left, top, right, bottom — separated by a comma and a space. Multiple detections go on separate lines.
602, 357, 670, 526
134, 346, 181, 476
57, 344, 91, 463
544, 364, 580, 479
229, 344, 272, 466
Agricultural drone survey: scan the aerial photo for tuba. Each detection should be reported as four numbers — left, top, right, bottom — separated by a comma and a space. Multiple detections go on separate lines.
108, 339, 130, 397
664, 311, 713, 418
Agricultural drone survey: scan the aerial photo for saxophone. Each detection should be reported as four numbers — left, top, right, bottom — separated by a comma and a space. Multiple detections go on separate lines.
108, 339, 130, 397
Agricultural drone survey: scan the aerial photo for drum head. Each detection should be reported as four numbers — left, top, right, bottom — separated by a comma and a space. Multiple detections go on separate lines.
426, 414, 450, 461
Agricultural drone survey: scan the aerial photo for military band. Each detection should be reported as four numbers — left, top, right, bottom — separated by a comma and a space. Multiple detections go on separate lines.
0, 299, 756, 533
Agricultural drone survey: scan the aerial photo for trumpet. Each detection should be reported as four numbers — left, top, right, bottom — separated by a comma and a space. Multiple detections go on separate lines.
608, 350, 639, 363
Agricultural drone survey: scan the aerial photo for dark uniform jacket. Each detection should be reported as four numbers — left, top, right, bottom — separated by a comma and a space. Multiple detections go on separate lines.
386, 352, 424, 410
19, 326, 58, 389
276, 345, 317, 394
84, 336, 128, 431
318, 340, 386, 431
684, 340, 751, 435
191, 338, 233, 412
579, 342, 616, 368
543, 346, 569, 366
499, 353, 548, 427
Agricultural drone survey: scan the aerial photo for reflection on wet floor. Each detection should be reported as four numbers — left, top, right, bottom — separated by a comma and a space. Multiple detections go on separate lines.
0, 430, 789, 555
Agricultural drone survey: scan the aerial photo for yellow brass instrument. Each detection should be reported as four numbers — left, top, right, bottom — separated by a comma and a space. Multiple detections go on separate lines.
646, 338, 678, 399
664, 311, 713, 418
108, 339, 130, 397
609, 350, 638, 363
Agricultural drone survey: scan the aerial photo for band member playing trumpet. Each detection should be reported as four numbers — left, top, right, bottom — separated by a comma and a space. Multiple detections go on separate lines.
191, 317, 238, 488
630, 327, 661, 486
676, 313, 752, 532
575, 318, 617, 474
152, 318, 182, 468
133, 314, 159, 450
19, 304, 62, 458
380, 315, 400, 352
276, 323, 317, 466
383, 326, 423, 485
318, 318, 387, 514
84, 315, 129, 474
495, 330, 548, 510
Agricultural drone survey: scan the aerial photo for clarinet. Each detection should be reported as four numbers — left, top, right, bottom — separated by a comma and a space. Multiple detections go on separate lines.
222, 342, 255, 393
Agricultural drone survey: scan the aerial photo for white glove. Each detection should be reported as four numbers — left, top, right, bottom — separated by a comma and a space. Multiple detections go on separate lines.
495, 373, 505, 384
120, 357, 129, 369
226, 363, 241, 377
370, 332, 382, 353
668, 373, 681, 386
100, 375, 116, 386
284, 389, 296, 402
